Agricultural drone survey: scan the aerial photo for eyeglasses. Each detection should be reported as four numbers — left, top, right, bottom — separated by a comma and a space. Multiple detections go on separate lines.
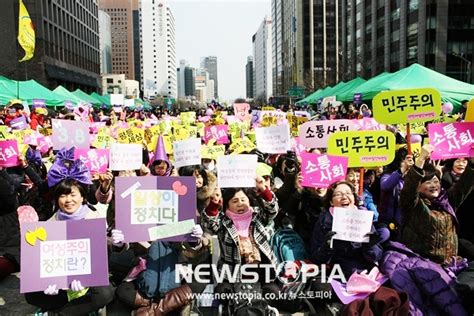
332, 191, 353, 199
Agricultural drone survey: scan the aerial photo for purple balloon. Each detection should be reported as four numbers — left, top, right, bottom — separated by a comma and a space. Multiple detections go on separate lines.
410, 134, 422, 143
442, 102, 453, 114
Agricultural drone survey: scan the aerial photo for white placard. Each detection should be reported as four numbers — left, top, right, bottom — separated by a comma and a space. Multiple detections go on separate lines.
255, 124, 291, 154
110, 94, 125, 106
148, 219, 195, 241
109, 143, 142, 170
124, 98, 135, 108
40, 239, 91, 278
217, 154, 257, 188
331, 207, 373, 243
173, 138, 202, 168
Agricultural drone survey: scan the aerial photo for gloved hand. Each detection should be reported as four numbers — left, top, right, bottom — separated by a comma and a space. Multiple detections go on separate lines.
322, 231, 337, 249
111, 229, 125, 247
190, 225, 203, 240
363, 231, 383, 248
70, 280, 85, 292
44, 284, 59, 295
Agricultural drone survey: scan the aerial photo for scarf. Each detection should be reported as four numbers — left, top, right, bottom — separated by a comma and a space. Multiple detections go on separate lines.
57, 204, 90, 221
225, 207, 254, 238
427, 188, 457, 225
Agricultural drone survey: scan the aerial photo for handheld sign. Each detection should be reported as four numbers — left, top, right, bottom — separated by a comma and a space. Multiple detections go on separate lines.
0, 140, 19, 167
300, 152, 348, 188
327, 130, 395, 167
173, 138, 201, 168
233, 103, 251, 122
115, 176, 196, 243
332, 207, 373, 243
217, 155, 257, 188
299, 120, 355, 149
255, 124, 291, 154
204, 125, 229, 145
372, 88, 442, 124
74, 148, 110, 174
428, 122, 474, 159
109, 143, 142, 170
20, 218, 109, 293
51, 119, 89, 149
465, 99, 474, 122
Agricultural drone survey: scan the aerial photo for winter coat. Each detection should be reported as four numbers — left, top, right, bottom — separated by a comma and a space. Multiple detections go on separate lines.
196, 170, 218, 213
0, 170, 20, 266
380, 241, 468, 316
310, 208, 388, 278
378, 170, 404, 225
201, 191, 279, 281
400, 164, 474, 263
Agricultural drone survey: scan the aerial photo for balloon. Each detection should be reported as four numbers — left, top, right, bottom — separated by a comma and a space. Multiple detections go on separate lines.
410, 134, 422, 143
442, 102, 453, 114
205, 108, 214, 116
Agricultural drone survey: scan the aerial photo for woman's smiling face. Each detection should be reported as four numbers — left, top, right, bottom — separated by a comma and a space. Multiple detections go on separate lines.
330, 183, 355, 208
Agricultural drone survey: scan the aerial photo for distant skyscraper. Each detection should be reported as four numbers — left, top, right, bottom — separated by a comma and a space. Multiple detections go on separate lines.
177, 60, 187, 99
253, 16, 273, 101
99, 10, 112, 75
201, 56, 219, 99
184, 67, 196, 96
140, 0, 177, 99
246, 56, 254, 98
99, 0, 140, 81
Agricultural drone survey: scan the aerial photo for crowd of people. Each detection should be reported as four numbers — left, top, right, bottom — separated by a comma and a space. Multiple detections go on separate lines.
0, 97, 473, 316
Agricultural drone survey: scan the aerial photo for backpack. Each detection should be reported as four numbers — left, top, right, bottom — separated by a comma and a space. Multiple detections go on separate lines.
271, 227, 308, 263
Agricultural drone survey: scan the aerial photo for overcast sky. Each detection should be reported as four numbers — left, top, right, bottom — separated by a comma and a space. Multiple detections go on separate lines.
169, 0, 271, 103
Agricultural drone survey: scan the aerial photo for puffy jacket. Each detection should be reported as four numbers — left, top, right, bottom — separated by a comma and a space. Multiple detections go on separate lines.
381, 242, 468, 316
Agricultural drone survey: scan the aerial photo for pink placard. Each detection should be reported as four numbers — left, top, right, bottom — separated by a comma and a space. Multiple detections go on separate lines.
90, 122, 106, 134
299, 119, 356, 149
300, 152, 348, 188
74, 148, 110, 174
23, 133, 39, 146
204, 125, 229, 145
36, 135, 50, 154
51, 119, 90, 150
233, 103, 251, 122
0, 140, 20, 167
429, 122, 474, 159
291, 137, 306, 159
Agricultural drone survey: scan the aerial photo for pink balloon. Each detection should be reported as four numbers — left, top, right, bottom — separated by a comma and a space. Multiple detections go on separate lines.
442, 102, 453, 114
410, 134, 422, 143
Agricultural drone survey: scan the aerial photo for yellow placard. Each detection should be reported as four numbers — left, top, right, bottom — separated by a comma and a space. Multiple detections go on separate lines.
287, 114, 309, 136
179, 112, 196, 125
92, 133, 113, 149
201, 144, 225, 160
12, 129, 34, 144
465, 99, 474, 122
162, 135, 175, 154
159, 121, 173, 135
184, 125, 198, 138
0, 130, 12, 140
116, 128, 130, 143
38, 127, 53, 136
144, 125, 161, 143
131, 127, 144, 144
327, 130, 396, 167
372, 88, 442, 124
228, 121, 250, 139
229, 137, 256, 154
173, 126, 190, 141
262, 106, 276, 111
196, 122, 205, 137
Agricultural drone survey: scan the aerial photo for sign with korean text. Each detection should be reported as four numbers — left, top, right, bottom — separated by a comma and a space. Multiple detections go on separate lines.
287, 114, 309, 136
255, 124, 291, 154
92, 132, 113, 149
217, 154, 257, 188
74, 149, 110, 174
201, 144, 225, 160
109, 143, 142, 170
204, 125, 229, 145
332, 207, 373, 243
352, 118, 385, 131
299, 120, 356, 148
234, 103, 251, 122
428, 122, 474, 159
0, 140, 19, 167
327, 130, 396, 167
372, 88, 442, 124
229, 137, 256, 154
20, 218, 108, 293
51, 119, 90, 150
173, 138, 201, 168
465, 99, 474, 122
115, 176, 196, 242
179, 112, 196, 125
300, 152, 348, 188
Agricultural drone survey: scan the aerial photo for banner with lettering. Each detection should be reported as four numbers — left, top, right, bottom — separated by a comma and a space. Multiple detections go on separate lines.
299, 120, 356, 149
300, 152, 348, 188
327, 130, 395, 167
20, 218, 108, 293
74, 149, 110, 174
428, 122, 474, 159
0, 140, 19, 167
115, 176, 196, 242
51, 119, 90, 150
372, 88, 442, 124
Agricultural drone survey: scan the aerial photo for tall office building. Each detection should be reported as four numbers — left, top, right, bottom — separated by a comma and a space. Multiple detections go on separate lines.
341, 0, 473, 83
0, 0, 100, 91
177, 60, 187, 99
140, 0, 177, 99
253, 16, 273, 101
201, 56, 218, 99
98, 0, 140, 81
246, 56, 254, 99
184, 66, 196, 97
99, 10, 112, 75
272, 0, 342, 97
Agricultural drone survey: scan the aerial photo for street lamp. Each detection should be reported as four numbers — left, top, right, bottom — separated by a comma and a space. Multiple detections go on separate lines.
450, 51, 472, 83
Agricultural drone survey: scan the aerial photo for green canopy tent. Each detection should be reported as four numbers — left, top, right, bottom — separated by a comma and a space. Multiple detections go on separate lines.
53, 85, 83, 105
72, 89, 102, 106
90, 92, 111, 108
0, 76, 65, 107
295, 86, 335, 105
315, 80, 349, 101
338, 72, 393, 102
333, 77, 367, 101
